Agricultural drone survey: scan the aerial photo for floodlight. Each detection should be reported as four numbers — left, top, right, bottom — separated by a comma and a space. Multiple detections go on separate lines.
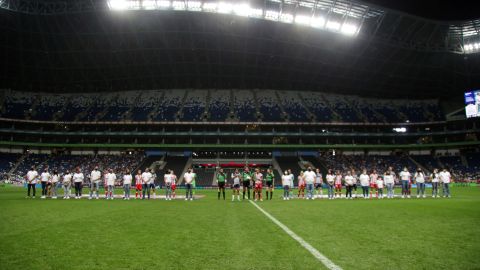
157, 0, 171, 8
340, 23, 358, 35
265, 10, 279, 21
202, 2, 217, 12
187, 1, 202, 11
295, 15, 312, 25
326, 20, 341, 31
142, 0, 156, 10
393, 127, 407, 133
217, 2, 233, 14
310, 16, 325, 28
108, 0, 129, 10
172, 1, 186, 10
475, 43, 480, 49
279, 13, 294, 23
233, 4, 252, 17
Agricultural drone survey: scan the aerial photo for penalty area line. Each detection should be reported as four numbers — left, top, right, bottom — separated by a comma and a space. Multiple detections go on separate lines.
249, 200, 343, 270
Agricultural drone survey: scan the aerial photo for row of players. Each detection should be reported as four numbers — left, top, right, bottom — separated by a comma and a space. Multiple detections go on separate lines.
24, 165, 453, 201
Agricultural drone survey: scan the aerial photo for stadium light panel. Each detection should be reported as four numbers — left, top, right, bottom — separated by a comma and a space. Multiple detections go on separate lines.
265, 10, 280, 21
157, 0, 171, 8
217, 2, 233, 14
172, 1, 186, 10
340, 23, 358, 35
393, 127, 407, 133
310, 16, 325, 28
279, 13, 294, 24
142, 0, 156, 10
232, 3, 252, 17
326, 20, 341, 31
108, 0, 129, 10
294, 15, 312, 25
202, 2, 217, 12
187, 1, 202, 11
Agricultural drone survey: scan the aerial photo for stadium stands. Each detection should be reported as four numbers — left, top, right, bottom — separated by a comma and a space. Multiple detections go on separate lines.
0, 89, 444, 123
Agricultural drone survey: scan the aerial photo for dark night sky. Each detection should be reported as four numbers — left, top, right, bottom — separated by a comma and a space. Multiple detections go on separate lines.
362, 0, 479, 21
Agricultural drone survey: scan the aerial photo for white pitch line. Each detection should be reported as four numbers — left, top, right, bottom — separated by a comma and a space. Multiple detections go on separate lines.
249, 200, 343, 270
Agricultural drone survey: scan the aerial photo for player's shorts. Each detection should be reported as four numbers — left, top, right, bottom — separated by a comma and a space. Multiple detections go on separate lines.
266, 181, 273, 188
233, 184, 240, 189
136, 184, 142, 190
242, 181, 250, 188
315, 183, 322, 189
171, 185, 176, 191
335, 184, 342, 189
218, 182, 225, 188
299, 184, 306, 189
370, 183, 377, 189
255, 184, 262, 190
149, 183, 155, 189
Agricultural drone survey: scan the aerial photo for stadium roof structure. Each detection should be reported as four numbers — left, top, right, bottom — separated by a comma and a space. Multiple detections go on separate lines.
0, 0, 479, 98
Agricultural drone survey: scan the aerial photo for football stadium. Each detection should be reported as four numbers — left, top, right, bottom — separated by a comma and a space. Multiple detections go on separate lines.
0, 0, 479, 269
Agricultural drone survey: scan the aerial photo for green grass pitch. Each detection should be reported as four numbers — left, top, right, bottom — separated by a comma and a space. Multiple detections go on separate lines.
0, 186, 479, 270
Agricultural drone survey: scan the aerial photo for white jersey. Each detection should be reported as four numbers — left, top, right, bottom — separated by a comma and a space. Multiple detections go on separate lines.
383, 174, 394, 185
376, 179, 384, 189
106, 173, 117, 186
431, 173, 439, 183
288, 174, 295, 187
141, 172, 152, 184
164, 173, 173, 184
439, 171, 451, 183
282, 175, 291, 186
345, 175, 354, 186
414, 172, 425, 183
183, 172, 194, 184
26, 170, 39, 184
399, 171, 411, 181
359, 174, 370, 186
326, 174, 335, 184
40, 172, 51, 182
90, 170, 101, 183
51, 174, 60, 183
123, 174, 132, 185
63, 173, 72, 184
315, 173, 323, 184
73, 173, 84, 183
231, 173, 241, 185
303, 171, 316, 184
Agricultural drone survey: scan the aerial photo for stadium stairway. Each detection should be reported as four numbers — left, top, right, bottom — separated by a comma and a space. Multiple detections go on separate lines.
275, 157, 302, 178
408, 156, 430, 174
170, 156, 191, 184
135, 155, 164, 173
8, 153, 26, 176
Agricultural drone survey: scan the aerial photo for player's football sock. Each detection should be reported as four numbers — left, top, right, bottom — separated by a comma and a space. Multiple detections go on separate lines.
270, 191, 273, 200
222, 190, 225, 200
247, 190, 250, 199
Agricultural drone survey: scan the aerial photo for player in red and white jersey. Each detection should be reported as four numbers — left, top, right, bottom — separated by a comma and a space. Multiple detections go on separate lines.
103, 169, 108, 197
334, 170, 343, 198
297, 171, 306, 199
134, 169, 142, 199
171, 171, 177, 199
253, 168, 263, 201
369, 170, 379, 198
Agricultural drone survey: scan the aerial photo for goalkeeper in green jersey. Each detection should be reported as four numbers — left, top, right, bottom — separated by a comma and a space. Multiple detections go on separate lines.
265, 168, 275, 200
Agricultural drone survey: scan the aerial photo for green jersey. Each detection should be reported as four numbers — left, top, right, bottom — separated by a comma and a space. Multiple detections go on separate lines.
266, 173, 274, 182
242, 171, 252, 182
217, 173, 226, 182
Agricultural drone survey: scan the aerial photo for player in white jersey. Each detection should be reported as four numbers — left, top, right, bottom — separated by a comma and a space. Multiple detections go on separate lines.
73, 167, 84, 199
62, 170, 72, 199
430, 168, 440, 198
25, 166, 38, 198
150, 170, 157, 199
164, 169, 173, 200
376, 176, 384, 199
383, 171, 395, 199
369, 170, 379, 198
439, 168, 452, 198
399, 167, 411, 198
304, 167, 316, 200
344, 172, 354, 199
314, 168, 323, 199
51, 170, 60, 199
359, 169, 370, 199
325, 169, 335, 200
89, 166, 102, 200
40, 168, 51, 199
281, 170, 291, 200
183, 168, 195, 201
231, 169, 241, 201
414, 168, 426, 198
106, 169, 117, 200
141, 168, 153, 200
122, 169, 132, 200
